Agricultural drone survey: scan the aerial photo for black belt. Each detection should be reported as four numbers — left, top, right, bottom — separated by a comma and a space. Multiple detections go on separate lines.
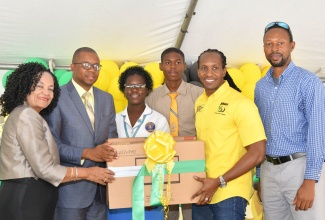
265, 153, 306, 165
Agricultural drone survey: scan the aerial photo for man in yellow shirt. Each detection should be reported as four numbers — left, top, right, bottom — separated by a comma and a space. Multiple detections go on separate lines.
191, 49, 266, 220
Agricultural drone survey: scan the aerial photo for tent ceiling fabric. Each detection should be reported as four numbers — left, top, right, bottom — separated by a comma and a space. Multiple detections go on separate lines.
0, 0, 325, 74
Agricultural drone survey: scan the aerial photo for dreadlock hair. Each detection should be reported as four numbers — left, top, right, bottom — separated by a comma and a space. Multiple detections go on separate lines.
197, 49, 241, 92
224, 71, 241, 92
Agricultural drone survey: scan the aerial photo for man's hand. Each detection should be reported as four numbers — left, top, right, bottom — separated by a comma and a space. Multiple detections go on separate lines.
292, 179, 315, 211
83, 142, 118, 162
191, 176, 219, 205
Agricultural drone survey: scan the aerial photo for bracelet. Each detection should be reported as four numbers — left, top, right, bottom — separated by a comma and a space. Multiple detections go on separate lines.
74, 167, 78, 181
68, 167, 74, 181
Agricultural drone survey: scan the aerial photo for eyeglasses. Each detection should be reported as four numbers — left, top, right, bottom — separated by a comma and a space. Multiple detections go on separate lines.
124, 84, 146, 90
73, 62, 102, 71
264, 21, 291, 33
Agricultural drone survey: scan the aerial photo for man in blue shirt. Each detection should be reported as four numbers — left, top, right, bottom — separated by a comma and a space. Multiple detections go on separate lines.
255, 21, 325, 220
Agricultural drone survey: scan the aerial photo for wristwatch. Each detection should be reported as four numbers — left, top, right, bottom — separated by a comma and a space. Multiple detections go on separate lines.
219, 175, 227, 188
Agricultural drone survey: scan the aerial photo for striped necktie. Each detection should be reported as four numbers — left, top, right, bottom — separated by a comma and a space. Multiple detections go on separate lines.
82, 92, 94, 129
168, 93, 178, 136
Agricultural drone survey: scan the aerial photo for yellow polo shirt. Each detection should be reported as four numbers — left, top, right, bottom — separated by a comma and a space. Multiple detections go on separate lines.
195, 81, 266, 204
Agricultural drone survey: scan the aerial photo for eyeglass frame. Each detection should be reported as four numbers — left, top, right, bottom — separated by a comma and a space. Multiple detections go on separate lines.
124, 84, 146, 90
73, 62, 102, 71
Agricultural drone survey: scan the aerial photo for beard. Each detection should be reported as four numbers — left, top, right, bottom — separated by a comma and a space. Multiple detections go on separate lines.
267, 53, 288, 67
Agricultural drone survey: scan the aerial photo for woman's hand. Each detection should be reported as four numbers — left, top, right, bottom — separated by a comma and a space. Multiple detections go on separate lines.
86, 167, 115, 185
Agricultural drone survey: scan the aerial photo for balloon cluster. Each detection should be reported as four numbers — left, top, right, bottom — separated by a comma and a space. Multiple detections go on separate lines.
1, 58, 166, 113
1, 58, 272, 113
94, 60, 164, 113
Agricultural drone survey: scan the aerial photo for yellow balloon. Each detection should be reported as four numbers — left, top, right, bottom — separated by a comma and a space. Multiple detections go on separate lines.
94, 60, 119, 91
120, 62, 138, 74
107, 76, 125, 101
261, 66, 271, 77
100, 60, 119, 77
94, 68, 110, 91
114, 99, 128, 114
240, 63, 261, 84
241, 83, 256, 101
227, 68, 246, 90
144, 62, 164, 89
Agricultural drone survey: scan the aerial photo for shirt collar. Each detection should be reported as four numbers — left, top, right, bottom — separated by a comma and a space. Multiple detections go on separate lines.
265, 61, 296, 82
203, 81, 230, 100
71, 78, 94, 98
162, 80, 187, 96
121, 104, 153, 117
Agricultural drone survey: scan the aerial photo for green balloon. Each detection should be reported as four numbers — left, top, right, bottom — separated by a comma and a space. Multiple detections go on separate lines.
58, 71, 72, 86
54, 69, 68, 81
253, 174, 259, 184
24, 57, 49, 69
2, 69, 14, 88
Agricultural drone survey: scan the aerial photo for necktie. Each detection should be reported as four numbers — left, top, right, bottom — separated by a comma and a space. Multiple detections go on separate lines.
82, 92, 95, 129
168, 93, 178, 136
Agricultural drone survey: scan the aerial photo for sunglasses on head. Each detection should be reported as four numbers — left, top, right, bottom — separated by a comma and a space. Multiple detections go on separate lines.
264, 21, 291, 33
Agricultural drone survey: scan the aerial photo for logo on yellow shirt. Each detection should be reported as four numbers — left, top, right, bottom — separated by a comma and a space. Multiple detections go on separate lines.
217, 102, 228, 114
196, 105, 204, 113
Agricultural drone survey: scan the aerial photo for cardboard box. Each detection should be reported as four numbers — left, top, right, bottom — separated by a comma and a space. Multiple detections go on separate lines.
106, 137, 205, 209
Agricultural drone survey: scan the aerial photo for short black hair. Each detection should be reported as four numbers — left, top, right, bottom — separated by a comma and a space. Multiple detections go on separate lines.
161, 47, 185, 62
72, 47, 97, 63
197, 49, 241, 92
0, 62, 60, 116
118, 66, 153, 93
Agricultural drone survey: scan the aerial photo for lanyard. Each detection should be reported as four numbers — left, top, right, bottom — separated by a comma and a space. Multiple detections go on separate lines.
123, 115, 147, 138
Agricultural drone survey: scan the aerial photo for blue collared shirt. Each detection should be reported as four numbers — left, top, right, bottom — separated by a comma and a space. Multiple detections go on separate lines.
255, 61, 325, 180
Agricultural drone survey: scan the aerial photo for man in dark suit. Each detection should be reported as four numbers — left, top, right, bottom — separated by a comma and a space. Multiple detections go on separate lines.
45, 47, 118, 220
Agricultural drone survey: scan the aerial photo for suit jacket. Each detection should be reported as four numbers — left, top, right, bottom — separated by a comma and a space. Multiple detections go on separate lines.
0, 104, 66, 186
44, 81, 117, 209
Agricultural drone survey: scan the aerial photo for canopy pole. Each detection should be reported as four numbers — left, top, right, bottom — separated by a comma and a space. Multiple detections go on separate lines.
175, 0, 199, 49
0, 63, 70, 70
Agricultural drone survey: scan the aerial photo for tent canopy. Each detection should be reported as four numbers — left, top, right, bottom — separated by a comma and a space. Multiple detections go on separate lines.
0, 0, 324, 75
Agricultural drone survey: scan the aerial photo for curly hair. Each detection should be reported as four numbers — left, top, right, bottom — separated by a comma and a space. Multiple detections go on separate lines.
118, 66, 153, 94
0, 62, 60, 117
197, 49, 241, 92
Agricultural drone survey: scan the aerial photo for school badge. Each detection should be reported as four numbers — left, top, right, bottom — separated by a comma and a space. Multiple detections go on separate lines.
145, 122, 156, 132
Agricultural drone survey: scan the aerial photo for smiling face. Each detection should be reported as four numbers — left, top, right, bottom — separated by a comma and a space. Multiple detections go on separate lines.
198, 52, 226, 97
124, 74, 148, 106
26, 71, 54, 113
159, 51, 187, 84
263, 28, 295, 68
71, 51, 100, 91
